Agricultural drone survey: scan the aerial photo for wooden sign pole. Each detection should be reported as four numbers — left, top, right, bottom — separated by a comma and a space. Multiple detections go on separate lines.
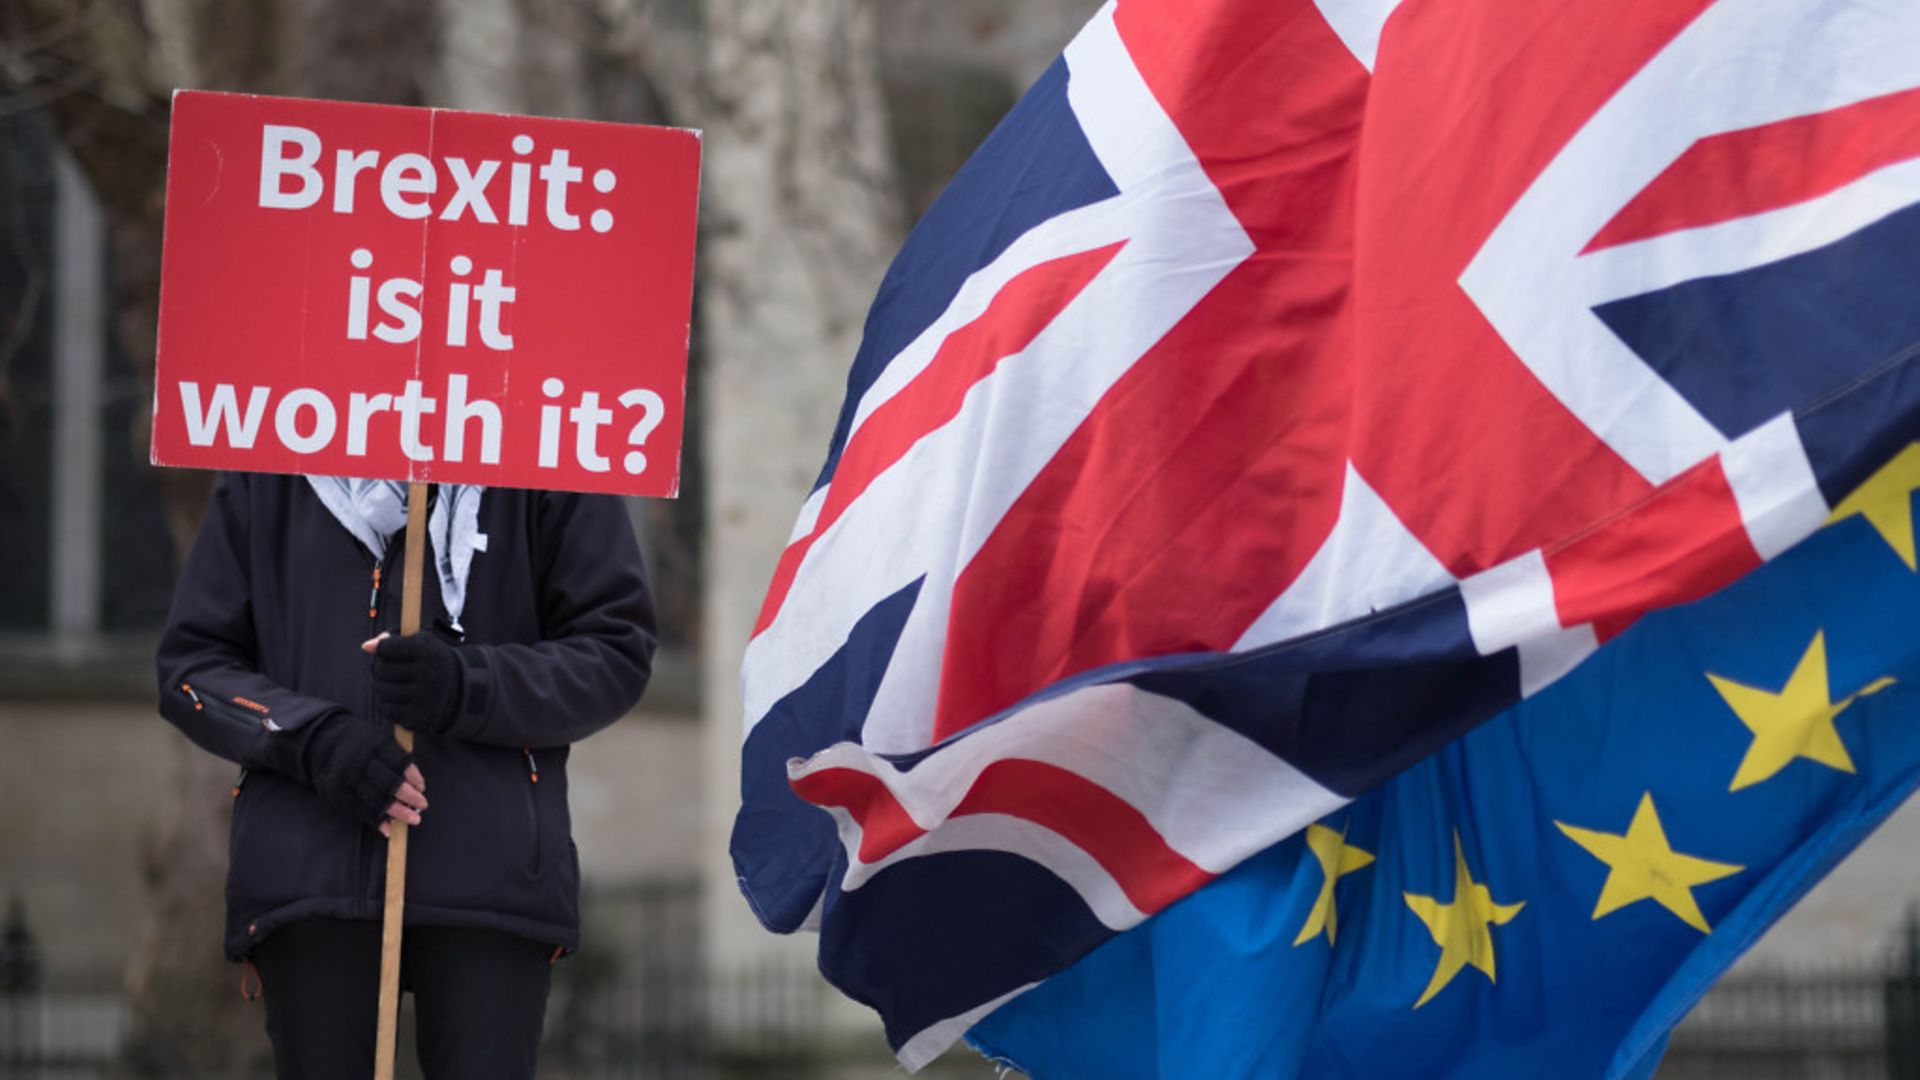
375, 481, 428, 1080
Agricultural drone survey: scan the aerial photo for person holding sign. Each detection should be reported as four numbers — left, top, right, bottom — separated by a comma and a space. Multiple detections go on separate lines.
147, 91, 696, 1078
156, 475, 654, 1078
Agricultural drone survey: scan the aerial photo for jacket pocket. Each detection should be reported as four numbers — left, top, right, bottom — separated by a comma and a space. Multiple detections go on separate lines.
182, 683, 276, 735
404, 741, 543, 913
226, 770, 364, 920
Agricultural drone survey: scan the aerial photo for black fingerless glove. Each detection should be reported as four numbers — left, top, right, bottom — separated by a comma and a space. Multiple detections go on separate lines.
302, 713, 414, 827
371, 632, 465, 735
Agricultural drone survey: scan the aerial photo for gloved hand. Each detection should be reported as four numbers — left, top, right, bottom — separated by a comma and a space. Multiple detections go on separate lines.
302, 713, 425, 830
367, 632, 465, 735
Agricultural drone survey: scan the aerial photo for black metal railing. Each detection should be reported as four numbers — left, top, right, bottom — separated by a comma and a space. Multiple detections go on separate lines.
545, 876, 708, 1078
543, 878, 854, 1078
1888, 906, 1920, 1080
1658, 965, 1889, 1079
1654, 905, 1920, 1080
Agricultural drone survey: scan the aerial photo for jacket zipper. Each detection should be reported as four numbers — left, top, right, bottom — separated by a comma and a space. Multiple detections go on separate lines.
522, 749, 541, 873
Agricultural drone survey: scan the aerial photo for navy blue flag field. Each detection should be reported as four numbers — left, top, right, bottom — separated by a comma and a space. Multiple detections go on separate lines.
968, 451, 1920, 1077
734, 0, 1920, 1067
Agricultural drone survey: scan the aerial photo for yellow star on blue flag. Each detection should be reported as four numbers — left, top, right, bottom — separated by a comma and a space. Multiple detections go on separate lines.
1402, 832, 1524, 1009
1294, 823, 1374, 947
1706, 631, 1894, 791
1555, 793, 1742, 933
1827, 442, 1920, 570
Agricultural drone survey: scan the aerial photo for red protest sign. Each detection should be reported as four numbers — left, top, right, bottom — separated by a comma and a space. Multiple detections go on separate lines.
151, 91, 699, 496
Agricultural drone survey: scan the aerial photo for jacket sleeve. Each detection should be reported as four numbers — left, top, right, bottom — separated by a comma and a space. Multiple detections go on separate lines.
155, 472, 350, 776
443, 491, 657, 749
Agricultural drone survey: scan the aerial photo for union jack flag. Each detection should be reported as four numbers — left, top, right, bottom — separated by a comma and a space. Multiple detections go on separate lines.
734, 0, 1920, 1066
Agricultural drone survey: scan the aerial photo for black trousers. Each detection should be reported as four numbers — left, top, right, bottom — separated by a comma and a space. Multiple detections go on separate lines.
250, 918, 552, 1080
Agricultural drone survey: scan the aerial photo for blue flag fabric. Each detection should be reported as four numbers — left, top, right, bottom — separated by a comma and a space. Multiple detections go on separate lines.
967, 468, 1920, 1078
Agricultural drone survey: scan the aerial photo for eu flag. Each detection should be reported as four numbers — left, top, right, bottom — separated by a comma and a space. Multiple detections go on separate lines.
967, 452, 1920, 1078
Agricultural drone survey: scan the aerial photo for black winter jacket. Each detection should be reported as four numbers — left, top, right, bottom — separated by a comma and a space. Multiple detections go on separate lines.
156, 473, 654, 960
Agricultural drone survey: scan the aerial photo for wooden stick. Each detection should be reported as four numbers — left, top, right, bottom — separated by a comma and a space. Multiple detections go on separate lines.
375, 481, 429, 1080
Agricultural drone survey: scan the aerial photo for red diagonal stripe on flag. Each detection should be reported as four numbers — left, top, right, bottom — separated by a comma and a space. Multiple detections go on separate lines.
792, 759, 1213, 915
1543, 456, 1757, 642
1585, 85, 1920, 253
753, 242, 1126, 636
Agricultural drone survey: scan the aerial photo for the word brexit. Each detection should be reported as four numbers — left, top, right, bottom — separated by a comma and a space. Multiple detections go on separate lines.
259, 125, 621, 233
